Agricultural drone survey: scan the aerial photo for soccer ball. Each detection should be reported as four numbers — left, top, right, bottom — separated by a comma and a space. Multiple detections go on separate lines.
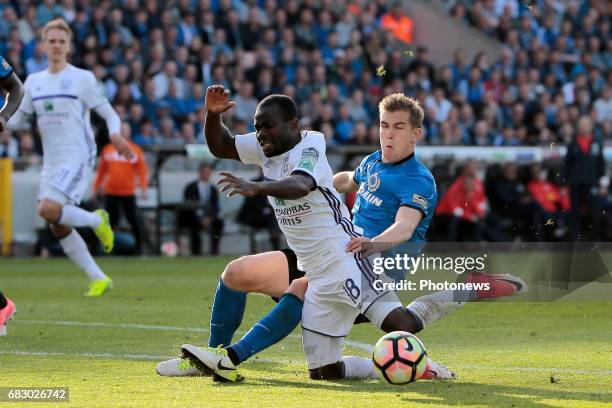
372, 331, 428, 384
161, 241, 178, 257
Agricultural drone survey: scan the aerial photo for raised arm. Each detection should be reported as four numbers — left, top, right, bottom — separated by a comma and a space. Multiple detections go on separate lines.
333, 171, 359, 193
204, 85, 240, 161
0, 72, 24, 131
217, 171, 315, 200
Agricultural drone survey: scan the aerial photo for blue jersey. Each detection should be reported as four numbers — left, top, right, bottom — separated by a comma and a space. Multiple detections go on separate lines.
0, 55, 13, 79
352, 150, 437, 243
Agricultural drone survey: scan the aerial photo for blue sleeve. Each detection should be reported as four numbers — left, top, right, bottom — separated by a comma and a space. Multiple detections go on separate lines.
352, 155, 369, 185
396, 175, 437, 218
0, 56, 14, 79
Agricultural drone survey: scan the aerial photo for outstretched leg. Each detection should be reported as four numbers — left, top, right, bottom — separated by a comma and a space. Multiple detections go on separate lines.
182, 277, 307, 382
208, 251, 292, 348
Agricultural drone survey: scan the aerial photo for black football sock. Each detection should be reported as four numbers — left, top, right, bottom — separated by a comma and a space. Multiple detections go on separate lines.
226, 346, 240, 366
0, 291, 7, 309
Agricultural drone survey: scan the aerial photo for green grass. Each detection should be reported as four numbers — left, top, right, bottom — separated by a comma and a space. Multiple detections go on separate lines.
0, 257, 611, 407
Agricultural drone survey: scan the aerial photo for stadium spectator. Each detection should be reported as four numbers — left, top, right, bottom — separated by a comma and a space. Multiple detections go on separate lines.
236, 171, 282, 252
435, 160, 489, 241
0, 131, 18, 159
16, 130, 41, 166
425, 87, 453, 124
488, 162, 544, 240
527, 163, 569, 239
25, 43, 47, 74
594, 85, 612, 124
380, 1, 414, 44
93, 123, 148, 254
179, 163, 224, 255
563, 116, 606, 241
233, 82, 258, 127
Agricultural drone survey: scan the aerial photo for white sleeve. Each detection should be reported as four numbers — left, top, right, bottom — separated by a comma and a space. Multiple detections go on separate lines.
93, 102, 121, 135
80, 71, 108, 109
17, 76, 33, 114
6, 109, 31, 129
290, 132, 326, 186
234, 132, 264, 166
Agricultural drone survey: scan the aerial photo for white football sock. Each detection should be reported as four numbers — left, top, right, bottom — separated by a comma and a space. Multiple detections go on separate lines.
58, 205, 101, 229
342, 356, 378, 379
407, 290, 467, 329
59, 230, 107, 281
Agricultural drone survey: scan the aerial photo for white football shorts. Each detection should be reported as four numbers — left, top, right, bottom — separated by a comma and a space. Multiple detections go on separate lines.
38, 162, 93, 205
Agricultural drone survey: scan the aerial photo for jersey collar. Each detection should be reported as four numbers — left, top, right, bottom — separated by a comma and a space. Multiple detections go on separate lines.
377, 152, 415, 166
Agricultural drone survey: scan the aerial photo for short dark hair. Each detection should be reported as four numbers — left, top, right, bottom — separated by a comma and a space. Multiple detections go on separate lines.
379, 93, 424, 129
199, 162, 213, 172
258, 94, 299, 121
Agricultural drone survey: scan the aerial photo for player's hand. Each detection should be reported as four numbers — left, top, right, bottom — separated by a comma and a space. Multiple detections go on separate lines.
110, 134, 135, 160
217, 171, 261, 197
346, 236, 375, 257
205, 85, 236, 114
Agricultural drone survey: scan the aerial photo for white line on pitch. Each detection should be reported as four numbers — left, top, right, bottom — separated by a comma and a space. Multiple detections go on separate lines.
0, 350, 168, 360
0, 350, 280, 364
1, 350, 611, 376
10, 320, 612, 376
14, 319, 372, 352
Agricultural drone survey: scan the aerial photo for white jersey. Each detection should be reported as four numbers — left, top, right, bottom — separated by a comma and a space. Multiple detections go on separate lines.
235, 131, 362, 274
18, 64, 107, 168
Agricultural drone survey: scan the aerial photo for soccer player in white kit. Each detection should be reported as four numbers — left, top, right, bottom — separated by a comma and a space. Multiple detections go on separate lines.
8, 19, 133, 297
177, 86, 453, 382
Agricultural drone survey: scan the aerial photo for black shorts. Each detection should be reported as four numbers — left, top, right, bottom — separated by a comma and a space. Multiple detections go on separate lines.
270, 248, 306, 303
272, 249, 371, 325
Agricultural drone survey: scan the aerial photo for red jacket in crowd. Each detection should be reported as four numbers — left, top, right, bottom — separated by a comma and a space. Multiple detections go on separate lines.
435, 175, 488, 222
527, 180, 570, 212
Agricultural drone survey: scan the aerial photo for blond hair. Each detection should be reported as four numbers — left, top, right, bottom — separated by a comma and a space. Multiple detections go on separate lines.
42, 18, 73, 40
379, 93, 424, 129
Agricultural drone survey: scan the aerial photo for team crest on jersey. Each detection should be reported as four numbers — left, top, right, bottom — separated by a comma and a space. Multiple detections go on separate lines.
282, 156, 290, 175
44, 100, 54, 112
367, 173, 381, 192
297, 147, 319, 172
412, 193, 428, 209
264, 159, 271, 168
60, 79, 72, 91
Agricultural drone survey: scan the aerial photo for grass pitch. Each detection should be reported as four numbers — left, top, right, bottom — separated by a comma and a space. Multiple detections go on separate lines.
0, 257, 611, 407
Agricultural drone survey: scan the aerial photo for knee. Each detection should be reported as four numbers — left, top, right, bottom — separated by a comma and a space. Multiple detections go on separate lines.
308, 362, 343, 380
49, 223, 72, 239
381, 307, 421, 334
286, 277, 308, 301
221, 256, 250, 291
38, 200, 61, 223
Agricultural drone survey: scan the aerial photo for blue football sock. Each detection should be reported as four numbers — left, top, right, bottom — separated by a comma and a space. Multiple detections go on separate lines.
208, 278, 247, 348
228, 293, 303, 365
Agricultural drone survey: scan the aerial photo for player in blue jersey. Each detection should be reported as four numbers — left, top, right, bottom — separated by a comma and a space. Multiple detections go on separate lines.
0, 54, 24, 336
0, 55, 24, 133
157, 93, 525, 380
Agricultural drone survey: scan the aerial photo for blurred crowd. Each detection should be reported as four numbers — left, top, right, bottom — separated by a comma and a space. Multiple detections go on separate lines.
1, 0, 611, 245
0, 0, 609, 160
